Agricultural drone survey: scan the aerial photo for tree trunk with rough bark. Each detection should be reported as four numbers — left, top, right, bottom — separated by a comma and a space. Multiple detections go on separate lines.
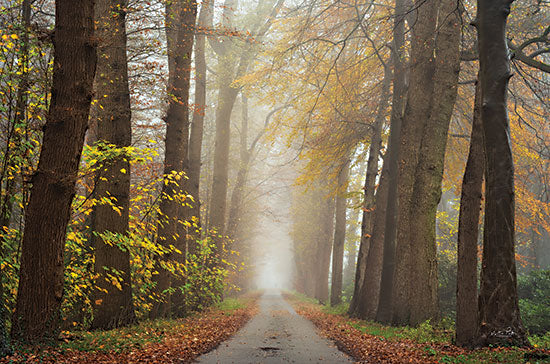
376, 0, 407, 323
90, 0, 135, 330
407, 0, 461, 326
187, 0, 211, 241
391, 0, 439, 326
475, 0, 528, 346
354, 63, 392, 320
330, 159, 349, 306
151, 0, 197, 319
348, 105, 386, 315
456, 77, 483, 348
11, 0, 96, 343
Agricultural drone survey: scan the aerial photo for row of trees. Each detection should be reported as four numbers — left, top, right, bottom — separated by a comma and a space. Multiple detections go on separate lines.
0, 0, 287, 349
265, 0, 549, 349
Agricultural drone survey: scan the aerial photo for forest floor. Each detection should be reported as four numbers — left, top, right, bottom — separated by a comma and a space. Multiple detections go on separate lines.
286, 292, 550, 364
0, 294, 259, 363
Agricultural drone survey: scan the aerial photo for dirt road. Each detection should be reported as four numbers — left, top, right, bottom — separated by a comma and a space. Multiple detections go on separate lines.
197, 290, 353, 363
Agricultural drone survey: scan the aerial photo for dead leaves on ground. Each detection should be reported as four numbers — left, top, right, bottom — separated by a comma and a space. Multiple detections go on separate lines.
286, 295, 550, 364
1, 300, 258, 364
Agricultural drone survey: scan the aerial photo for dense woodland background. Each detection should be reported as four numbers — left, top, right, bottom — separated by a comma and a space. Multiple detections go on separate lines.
0, 0, 549, 356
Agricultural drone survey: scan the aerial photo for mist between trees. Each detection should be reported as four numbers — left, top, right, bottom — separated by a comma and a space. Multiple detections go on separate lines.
0, 0, 548, 355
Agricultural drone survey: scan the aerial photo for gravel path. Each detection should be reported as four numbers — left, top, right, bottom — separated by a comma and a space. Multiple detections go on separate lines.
196, 290, 353, 363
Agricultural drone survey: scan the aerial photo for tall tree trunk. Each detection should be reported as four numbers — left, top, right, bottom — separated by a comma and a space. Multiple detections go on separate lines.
354, 62, 392, 320
208, 81, 239, 245
348, 109, 385, 315
315, 191, 335, 304
456, 76, 483, 347
11, 0, 96, 343
376, 3, 407, 322
1, 0, 31, 353
330, 159, 349, 306
90, 0, 135, 330
391, 0, 439, 326
151, 0, 197, 319
407, 0, 461, 326
342, 213, 359, 290
187, 0, 211, 240
475, 0, 528, 346
226, 94, 251, 240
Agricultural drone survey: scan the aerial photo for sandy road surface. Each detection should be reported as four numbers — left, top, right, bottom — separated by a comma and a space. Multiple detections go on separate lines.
197, 290, 353, 363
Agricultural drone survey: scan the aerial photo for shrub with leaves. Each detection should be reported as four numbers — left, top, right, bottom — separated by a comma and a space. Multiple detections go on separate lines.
518, 269, 550, 335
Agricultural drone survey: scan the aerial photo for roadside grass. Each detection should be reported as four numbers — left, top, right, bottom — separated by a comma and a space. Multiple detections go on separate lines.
289, 292, 550, 363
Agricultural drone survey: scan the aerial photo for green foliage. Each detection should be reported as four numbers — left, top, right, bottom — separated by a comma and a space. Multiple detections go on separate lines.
347, 319, 452, 344
518, 269, 550, 335
438, 251, 457, 319
215, 297, 245, 312
322, 302, 348, 316
1, 140, 235, 332
529, 332, 550, 350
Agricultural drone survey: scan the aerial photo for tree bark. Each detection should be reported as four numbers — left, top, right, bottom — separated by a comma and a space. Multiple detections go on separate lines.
354, 63, 392, 320
90, 0, 135, 330
348, 101, 386, 315
150, 0, 197, 319
475, 0, 528, 346
226, 94, 251, 240
315, 191, 335, 304
187, 0, 211, 238
456, 76, 483, 348
330, 159, 349, 306
407, 0, 461, 326
391, 0, 439, 326
376, 0, 407, 323
11, 0, 96, 343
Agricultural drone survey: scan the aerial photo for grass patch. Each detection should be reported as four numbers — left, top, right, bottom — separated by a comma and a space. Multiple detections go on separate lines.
215, 297, 245, 312
345, 319, 452, 344
322, 302, 348, 315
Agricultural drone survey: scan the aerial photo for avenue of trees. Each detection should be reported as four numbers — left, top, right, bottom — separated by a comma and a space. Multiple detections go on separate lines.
0, 0, 548, 354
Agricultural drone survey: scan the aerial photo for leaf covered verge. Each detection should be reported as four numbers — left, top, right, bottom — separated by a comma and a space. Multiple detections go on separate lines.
285, 292, 550, 364
0, 295, 259, 363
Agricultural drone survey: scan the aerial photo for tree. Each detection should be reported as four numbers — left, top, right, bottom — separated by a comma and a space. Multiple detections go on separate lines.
330, 159, 349, 306
150, 0, 197, 319
187, 0, 212, 234
91, 0, 135, 330
456, 77, 483, 347
376, 0, 407, 323
391, 0, 439, 325
352, 60, 391, 319
406, 0, 461, 325
475, 0, 528, 346
11, 0, 96, 343
315, 186, 335, 304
